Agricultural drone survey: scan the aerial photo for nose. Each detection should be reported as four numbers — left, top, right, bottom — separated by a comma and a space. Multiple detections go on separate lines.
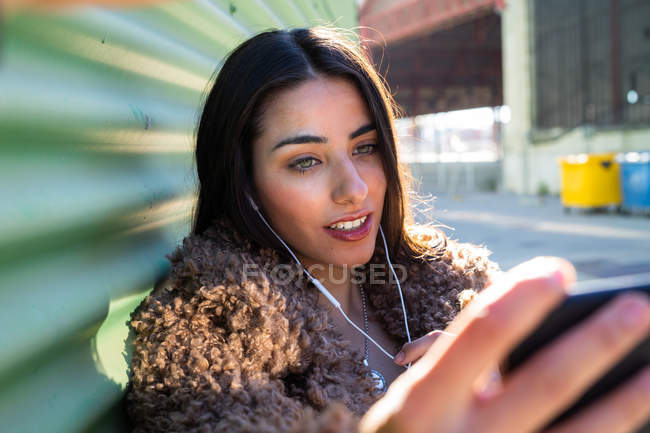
331, 155, 368, 205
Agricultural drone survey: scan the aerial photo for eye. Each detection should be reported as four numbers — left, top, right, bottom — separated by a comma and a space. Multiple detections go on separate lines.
354, 143, 378, 155
289, 156, 320, 174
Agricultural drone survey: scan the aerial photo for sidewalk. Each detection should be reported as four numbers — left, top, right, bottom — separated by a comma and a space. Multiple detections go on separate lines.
412, 191, 650, 281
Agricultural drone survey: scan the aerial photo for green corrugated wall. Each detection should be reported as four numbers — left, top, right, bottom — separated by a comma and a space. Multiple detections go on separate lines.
0, 2, 357, 432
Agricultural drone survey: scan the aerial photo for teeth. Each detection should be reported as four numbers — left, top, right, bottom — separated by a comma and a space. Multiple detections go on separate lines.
329, 215, 367, 230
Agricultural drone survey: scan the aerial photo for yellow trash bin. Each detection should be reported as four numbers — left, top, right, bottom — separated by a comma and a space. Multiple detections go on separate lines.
558, 153, 621, 209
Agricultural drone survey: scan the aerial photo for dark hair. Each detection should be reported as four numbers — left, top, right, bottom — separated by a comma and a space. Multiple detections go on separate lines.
193, 26, 446, 260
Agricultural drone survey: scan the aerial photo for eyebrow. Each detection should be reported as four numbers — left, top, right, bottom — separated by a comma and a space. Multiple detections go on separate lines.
271, 123, 376, 152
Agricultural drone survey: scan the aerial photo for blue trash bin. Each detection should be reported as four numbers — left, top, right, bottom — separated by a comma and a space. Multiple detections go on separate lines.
617, 151, 650, 213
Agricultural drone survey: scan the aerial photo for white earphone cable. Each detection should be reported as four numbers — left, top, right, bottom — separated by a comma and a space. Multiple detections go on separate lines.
379, 224, 412, 345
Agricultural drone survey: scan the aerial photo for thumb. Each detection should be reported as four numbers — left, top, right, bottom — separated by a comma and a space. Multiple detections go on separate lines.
394, 330, 453, 366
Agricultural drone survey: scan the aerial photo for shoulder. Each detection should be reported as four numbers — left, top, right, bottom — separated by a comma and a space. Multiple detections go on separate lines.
163, 218, 282, 296
129, 218, 299, 347
403, 223, 500, 279
129, 221, 266, 333
126, 220, 314, 431
400, 224, 501, 331
127, 217, 307, 391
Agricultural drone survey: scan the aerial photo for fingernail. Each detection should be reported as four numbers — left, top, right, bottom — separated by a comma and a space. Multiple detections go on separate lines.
475, 366, 503, 401
554, 259, 577, 288
616, 294, 650, 331
530, 257, 576, 289
476, 374, 502, 400
394, 351, 405, 364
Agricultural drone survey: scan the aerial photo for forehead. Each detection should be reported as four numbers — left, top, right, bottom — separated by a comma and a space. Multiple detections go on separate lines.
257, 76, 373, 139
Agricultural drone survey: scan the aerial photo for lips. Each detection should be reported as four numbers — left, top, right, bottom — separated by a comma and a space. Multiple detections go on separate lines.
325, 210, 372, 227
323, 212, 373, 241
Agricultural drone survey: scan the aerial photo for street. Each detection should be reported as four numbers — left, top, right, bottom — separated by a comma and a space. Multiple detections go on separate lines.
413, 191, 650, 282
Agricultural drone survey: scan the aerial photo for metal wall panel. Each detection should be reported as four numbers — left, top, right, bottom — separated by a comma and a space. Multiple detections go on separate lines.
532, 0, 650, 130
0, 1, 356, 432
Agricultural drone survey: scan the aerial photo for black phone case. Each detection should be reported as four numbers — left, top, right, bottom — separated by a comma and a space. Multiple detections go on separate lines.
503, 272, 650, 432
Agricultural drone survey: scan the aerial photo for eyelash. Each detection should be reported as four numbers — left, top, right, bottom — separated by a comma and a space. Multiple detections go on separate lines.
288, 144, 378, 174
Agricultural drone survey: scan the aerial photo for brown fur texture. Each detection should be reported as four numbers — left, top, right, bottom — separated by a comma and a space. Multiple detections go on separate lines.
125, 217, 501, 432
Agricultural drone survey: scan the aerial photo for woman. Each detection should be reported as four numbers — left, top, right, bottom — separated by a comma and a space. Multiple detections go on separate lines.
125, 27, 650, 433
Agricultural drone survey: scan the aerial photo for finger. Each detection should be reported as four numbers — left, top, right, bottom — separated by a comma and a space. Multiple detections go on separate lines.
399, 257, 574, 424
474, 292, 650, 433
542, 366, 650, 433
394, 330, 448, 366
486, 268, 505, 288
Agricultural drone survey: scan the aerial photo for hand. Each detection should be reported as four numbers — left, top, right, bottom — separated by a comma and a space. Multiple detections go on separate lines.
360, 256, 650, 433
394, 330, 504, 396
393, 268, 506, 381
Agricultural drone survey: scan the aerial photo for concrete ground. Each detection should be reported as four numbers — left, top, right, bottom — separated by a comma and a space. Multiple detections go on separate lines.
411, 191, 650, 282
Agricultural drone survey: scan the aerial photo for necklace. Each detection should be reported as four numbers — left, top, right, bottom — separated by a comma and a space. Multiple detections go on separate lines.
359, 283, 388, 393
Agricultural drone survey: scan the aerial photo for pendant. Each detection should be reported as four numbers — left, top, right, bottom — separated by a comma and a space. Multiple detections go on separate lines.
369, 369, 387, 393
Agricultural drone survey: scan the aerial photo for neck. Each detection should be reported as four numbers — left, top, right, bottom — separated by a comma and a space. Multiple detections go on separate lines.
300, 258, 361, 317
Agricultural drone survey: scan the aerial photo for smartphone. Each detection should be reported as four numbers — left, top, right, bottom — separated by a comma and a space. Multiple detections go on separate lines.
502, 272, 650, 432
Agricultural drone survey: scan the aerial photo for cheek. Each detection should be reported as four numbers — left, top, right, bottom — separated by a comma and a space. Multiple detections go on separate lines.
254, 168, 325, 227
363, 158, 388, 197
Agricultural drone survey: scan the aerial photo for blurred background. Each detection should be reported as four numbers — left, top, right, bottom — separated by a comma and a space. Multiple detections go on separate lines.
0, 0, 648, 432
357, 0, 650, 277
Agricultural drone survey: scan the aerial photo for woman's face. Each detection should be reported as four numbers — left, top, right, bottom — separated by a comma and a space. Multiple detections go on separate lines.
252, 75, 387, 270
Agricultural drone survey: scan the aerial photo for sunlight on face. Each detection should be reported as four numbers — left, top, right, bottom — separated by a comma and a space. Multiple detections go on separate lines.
252, 75, 387, 270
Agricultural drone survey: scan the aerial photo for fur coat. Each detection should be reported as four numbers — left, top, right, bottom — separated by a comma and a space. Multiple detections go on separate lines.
125, 217, 501, 433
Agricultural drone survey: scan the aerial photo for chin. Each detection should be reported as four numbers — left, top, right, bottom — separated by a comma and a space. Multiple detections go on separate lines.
335, 240, 377, 267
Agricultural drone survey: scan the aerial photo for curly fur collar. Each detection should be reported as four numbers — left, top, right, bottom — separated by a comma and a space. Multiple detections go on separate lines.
126, 217, 499, 433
